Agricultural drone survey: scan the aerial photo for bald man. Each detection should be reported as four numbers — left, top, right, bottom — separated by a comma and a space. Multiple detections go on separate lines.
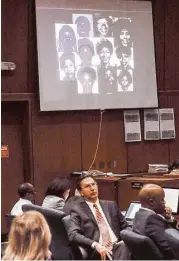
133, 184, 178, 259
11, 183, 36, 216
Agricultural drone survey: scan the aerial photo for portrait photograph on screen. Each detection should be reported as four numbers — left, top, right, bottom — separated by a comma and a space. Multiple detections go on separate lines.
36, 0, 158, 111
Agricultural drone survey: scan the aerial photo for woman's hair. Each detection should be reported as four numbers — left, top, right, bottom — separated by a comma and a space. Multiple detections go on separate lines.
96, 39, 113, 55
118, 69, 132, 85
45, 177, 71, 198
3, 211, 51, 260
77, 66, 96, 83
59, 53, 75, 68
58, 25, 77, 51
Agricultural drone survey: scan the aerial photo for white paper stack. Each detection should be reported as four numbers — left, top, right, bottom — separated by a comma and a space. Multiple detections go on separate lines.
148, 164, 168, 173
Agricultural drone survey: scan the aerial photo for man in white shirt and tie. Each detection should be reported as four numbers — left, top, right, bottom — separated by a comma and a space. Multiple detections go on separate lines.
68, 173, 131, 260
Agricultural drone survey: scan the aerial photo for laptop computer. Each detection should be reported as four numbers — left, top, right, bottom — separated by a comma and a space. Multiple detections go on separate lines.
125, 201, 141, 226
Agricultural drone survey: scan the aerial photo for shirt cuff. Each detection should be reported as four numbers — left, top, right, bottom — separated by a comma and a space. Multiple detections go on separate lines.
92, 242, 97, 248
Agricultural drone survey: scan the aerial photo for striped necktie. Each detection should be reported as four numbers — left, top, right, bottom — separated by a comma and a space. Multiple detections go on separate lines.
93, 203, 113, 250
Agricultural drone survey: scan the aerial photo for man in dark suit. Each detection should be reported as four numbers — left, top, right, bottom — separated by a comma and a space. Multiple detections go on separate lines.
133, 184, 178, 260
68, 173, 131, 260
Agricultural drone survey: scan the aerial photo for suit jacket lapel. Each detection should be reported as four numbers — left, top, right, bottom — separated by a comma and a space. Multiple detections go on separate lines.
81, 201, 98, 226
99, 200, 112, 226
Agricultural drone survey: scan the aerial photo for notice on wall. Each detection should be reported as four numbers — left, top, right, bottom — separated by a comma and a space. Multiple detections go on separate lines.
1, 145, 9, 158
124, 110, 141, 142
144, 109, 160, 140
159, 108, 175, 139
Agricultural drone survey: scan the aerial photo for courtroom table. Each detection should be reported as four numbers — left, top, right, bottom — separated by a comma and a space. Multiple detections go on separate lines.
117, 175, 179, 210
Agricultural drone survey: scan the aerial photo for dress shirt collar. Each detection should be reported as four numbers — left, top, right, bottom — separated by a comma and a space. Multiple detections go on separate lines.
140, 207, 156, 214
85, 199, 99, 208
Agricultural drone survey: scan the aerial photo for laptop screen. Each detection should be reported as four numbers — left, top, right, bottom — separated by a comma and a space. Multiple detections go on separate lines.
163, 188, 179, 214
125, 202, 141, 220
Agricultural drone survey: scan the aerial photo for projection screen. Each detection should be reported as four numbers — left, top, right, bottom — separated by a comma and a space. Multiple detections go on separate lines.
36, 0, 158, 111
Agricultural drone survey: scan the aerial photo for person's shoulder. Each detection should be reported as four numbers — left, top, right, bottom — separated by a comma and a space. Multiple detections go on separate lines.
100, 200, 117, 207
146, 212, 166, 225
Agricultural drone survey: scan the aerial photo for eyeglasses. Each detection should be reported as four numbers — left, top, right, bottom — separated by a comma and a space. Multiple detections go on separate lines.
81, 182, 97, 190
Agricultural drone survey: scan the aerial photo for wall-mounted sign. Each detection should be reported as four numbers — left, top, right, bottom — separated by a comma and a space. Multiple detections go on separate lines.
131, 182, 143, 189
1, 145, 9, 158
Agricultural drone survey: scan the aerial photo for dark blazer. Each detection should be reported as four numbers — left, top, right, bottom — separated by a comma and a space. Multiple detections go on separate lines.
68, 199, 130, 258
133, 208, 174, 260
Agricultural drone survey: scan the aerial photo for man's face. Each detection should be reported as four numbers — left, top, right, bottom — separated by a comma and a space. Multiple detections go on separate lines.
99, 47, 111, 65
97, 18, 109, 36
152, 190, 166, 214
80, 177, 98, 202
26, 186, 36, 203
79, 46, 93, 63
63, 59, 75, 78
120, 29, 131, 47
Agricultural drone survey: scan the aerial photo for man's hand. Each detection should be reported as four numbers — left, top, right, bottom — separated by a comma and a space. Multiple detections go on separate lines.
94, 242, 113, 260
164, 206, 173, 219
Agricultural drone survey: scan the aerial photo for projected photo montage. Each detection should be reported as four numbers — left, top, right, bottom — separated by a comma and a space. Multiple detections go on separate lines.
36, 1, 158, 111
55, 14, 134, 95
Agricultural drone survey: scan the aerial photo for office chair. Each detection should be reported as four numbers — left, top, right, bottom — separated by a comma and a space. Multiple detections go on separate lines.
5, 214, 15, 233
62, 215, 88, 260
1, 242, 8, 258
165, 228, 179, 259
120, 230, 163, 260
22, 204, 73, 260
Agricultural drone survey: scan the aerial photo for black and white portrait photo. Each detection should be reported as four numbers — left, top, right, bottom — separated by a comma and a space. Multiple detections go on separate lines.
77, 66, 98, 94
117, 69, 133, 92
55, 24, 77, 53
113, 18, 133, 48
96, 38, 116, 68
98, 67, 117, 95
93, 13, 112, 37
73, 14, 94, 37
116, 46, 133, 70
59, 53, 76, 81
78, 38, 95, 66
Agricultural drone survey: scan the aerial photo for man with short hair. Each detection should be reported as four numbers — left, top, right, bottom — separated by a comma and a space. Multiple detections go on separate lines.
133, 184, 178, 260
11, 183, 36, 216
68, 174, 131, 260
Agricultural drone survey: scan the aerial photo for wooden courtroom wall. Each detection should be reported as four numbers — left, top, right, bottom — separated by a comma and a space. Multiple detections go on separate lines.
1, 0, 179, 231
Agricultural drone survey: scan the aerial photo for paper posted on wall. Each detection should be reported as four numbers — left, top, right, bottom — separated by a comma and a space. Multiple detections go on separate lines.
159, 108, 175, 139
124, 110, 141, 142
144, 109, 160, 140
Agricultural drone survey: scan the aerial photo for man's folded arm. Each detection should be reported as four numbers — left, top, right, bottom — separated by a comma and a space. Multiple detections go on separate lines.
146, 214, 174, 260
68, 211, 94, 247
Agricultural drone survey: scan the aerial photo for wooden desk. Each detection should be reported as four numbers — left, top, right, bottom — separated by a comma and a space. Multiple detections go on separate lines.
118, 176, 179, 210
70, 175, 179, 211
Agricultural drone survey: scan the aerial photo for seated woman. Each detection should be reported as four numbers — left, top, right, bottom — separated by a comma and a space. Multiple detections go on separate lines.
2, 211, 51, 260
42, 177, 71, 211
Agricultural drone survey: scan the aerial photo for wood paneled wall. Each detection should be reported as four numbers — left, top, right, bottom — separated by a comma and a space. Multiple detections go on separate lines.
1, 0, 179, 231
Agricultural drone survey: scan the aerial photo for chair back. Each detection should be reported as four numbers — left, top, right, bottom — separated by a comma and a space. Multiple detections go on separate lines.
62, 215, 88, 260
120, 230, 163, 260
5, 214, 15, 232
1, 242, 8, 258
165, 228, 179, 259
22, 204, 73, 260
